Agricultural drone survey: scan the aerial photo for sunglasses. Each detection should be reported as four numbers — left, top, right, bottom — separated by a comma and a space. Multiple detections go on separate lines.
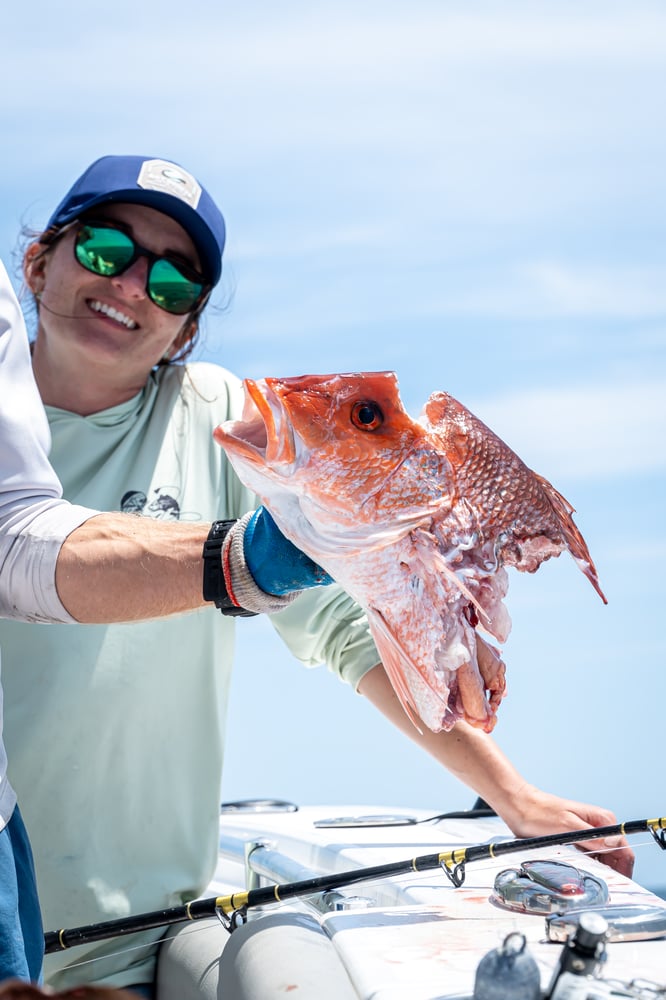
73, 222, 209, 315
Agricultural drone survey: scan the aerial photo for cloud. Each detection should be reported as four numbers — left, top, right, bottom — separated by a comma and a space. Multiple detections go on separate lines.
523, 262, 666, 318
409, 260, 666, 321
10, 2, 666, 72
470, 379, 666, 480
5, 0, 665, 257
230, 222, 394, 263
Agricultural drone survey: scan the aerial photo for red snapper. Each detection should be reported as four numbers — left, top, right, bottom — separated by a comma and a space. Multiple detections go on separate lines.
214, 371, 605, 734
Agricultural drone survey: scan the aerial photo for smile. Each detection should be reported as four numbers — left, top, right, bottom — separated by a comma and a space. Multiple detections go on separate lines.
88, 299, 138, 330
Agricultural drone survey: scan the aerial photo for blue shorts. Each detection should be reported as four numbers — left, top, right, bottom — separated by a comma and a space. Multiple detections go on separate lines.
0, 806, 43, 982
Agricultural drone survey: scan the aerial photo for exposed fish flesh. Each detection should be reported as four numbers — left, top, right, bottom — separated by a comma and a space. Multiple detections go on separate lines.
214, 372, 605, 733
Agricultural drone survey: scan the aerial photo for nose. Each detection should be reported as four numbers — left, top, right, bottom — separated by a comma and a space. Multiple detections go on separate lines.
111, 256, 149, 300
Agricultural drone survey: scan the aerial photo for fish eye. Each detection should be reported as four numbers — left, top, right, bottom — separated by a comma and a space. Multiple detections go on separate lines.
351, 400, 383, 431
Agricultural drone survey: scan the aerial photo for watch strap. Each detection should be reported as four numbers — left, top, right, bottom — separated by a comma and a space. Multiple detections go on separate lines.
202, 520, 257, 617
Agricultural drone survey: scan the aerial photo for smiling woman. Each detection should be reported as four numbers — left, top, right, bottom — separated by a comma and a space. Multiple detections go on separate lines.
0, 153, 636, 1000
0, 153, 384, 997
24, 200, 211, 415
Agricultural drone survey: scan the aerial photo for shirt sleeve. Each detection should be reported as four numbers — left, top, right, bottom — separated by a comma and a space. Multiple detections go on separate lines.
268, 584, 381, 690
0, 261, 95, 622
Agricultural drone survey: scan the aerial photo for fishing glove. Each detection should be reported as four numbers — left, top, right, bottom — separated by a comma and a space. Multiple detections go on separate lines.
209, 508, 333, 616
243, 507, 333, 595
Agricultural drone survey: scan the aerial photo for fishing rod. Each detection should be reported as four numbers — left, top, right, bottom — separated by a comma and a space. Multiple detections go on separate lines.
44, 814, 666, 953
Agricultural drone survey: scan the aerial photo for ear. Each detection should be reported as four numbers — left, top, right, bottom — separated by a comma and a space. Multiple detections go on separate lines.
24, 243, 48, 297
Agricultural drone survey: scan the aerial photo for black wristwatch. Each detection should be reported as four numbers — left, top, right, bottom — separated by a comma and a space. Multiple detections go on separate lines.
202, 520, 256, 617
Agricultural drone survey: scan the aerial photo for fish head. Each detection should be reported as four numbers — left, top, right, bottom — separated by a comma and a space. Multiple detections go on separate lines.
215, 371, 453, 556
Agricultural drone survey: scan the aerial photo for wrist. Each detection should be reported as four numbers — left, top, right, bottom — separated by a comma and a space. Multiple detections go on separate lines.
488, 781, 539, 833
225, 513, 301, 614
243, 507, 333, 594
202, 520, 257, 617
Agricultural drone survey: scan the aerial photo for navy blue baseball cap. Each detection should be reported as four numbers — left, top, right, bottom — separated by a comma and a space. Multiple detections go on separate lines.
46, 155, 226, 286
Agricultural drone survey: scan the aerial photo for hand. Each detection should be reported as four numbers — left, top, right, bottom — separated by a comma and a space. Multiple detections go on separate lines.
499, 783, 635, 878
243, 507, 333, 596
356, 669, 634, 878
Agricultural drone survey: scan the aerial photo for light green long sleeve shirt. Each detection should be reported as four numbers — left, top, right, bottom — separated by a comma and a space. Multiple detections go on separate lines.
0, 362, 379, 991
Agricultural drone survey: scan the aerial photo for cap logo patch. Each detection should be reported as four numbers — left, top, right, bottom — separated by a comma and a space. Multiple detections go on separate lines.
137, 159, 202, 208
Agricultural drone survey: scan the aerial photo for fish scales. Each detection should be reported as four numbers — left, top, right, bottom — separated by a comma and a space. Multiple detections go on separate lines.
214, 371, 605, 734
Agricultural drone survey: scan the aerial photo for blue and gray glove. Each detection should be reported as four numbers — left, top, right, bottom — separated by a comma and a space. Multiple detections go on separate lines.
217, 507, 333, 615
243, 507, 333, 596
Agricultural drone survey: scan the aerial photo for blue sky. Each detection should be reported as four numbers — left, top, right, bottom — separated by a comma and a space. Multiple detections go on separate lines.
3, 2, 665, 892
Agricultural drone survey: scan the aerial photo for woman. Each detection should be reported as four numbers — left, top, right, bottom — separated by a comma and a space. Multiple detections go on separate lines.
0, 155, 632, 999
0, 248, 325, 988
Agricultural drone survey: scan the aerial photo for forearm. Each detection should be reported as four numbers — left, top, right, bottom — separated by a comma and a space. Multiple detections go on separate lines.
358, 663, 634, 876
56, 513, 210, 623
55, 506, 321, 625
357, 662, 525, 814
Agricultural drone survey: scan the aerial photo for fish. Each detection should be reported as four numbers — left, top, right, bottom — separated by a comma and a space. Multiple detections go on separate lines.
214, 371, 605, 734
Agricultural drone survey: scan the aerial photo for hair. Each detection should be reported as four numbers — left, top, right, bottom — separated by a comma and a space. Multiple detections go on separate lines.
19, 218, 210, 365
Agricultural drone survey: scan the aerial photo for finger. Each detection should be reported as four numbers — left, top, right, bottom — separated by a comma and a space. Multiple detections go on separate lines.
572, 836, 635, 877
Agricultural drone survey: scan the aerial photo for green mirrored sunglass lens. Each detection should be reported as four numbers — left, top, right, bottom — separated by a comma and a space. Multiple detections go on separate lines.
148, 259, 203, 314
76, 229, 135, 276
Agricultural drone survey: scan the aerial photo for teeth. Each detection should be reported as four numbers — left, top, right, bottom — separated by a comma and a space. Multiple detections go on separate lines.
90, 300, 138, 329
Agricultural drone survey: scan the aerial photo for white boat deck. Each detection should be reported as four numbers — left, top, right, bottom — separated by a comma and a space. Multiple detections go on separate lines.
204, 804, 666, 999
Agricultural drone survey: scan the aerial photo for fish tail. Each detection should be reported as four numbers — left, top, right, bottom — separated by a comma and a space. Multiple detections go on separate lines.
533, 472, 607, 604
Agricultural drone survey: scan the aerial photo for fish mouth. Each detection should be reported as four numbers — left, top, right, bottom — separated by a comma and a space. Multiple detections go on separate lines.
215, 378, 297, 469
